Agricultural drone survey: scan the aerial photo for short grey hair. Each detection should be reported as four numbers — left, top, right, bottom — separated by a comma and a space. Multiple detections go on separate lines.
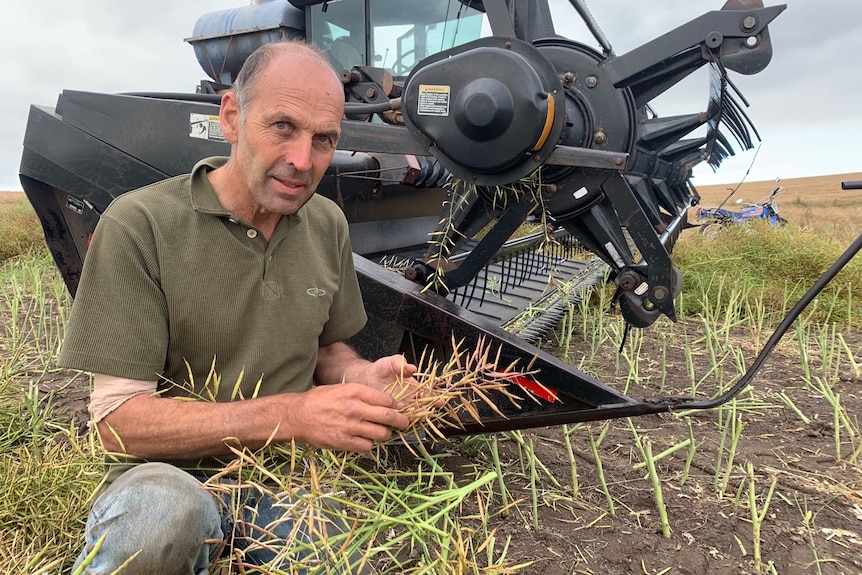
231, 40, 336, 120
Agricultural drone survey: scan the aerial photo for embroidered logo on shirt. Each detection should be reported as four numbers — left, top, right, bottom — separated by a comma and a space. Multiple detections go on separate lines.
306, 287, 327, 297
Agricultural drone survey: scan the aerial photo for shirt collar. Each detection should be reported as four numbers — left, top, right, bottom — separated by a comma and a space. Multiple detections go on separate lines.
189, 156, 231, 217
187, 156, 305, 225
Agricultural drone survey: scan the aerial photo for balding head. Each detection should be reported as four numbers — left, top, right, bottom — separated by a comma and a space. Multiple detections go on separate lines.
232, 40, 341, 121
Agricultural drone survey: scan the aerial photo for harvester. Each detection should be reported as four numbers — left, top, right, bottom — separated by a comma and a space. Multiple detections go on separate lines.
19, 0, 789, 433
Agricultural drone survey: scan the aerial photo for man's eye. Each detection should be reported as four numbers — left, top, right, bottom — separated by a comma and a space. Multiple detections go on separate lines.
274, 121, 288, 130
314, 134, 335, 147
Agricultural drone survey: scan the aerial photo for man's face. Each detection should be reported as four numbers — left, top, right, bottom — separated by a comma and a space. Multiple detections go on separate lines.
224, 52, 344, 217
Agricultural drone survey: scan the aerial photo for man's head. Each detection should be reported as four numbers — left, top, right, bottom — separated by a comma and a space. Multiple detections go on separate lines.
217, 41, 345, 220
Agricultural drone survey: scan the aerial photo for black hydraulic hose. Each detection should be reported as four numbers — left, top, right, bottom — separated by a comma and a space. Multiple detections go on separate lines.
345, 98, 401, 115
124, 92, 401, 116
124, 92, 223, 104
675, 233, 862, 410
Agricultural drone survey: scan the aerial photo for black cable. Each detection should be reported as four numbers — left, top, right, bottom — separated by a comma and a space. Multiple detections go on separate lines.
123, 92, 223, 104
676, 233, 862, 410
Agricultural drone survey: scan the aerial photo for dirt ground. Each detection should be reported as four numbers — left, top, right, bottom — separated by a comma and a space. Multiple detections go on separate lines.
471, 322, 862, 575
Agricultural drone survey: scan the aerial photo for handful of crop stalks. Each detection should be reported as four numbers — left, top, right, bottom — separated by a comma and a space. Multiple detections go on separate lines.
203, 336, 541, 574
386, 335, 543, 448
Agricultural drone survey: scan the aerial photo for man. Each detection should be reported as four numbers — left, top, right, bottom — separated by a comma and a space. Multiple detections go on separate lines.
60, 40, 418, 574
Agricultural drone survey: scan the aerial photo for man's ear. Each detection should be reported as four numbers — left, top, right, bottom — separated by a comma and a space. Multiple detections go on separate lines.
219, 91, 241, 145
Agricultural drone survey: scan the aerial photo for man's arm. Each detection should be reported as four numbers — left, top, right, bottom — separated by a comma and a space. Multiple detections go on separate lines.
96, 351, 412, 459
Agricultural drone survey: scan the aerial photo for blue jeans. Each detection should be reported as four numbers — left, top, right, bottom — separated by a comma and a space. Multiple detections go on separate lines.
73, 462, 372, 574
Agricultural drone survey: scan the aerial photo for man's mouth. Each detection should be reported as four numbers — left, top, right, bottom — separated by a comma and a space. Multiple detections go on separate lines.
273, 176, 307, 192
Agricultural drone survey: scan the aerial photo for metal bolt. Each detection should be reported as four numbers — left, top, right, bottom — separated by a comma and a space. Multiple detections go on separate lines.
705, 32, 723, 49
562, 71, 576, 84
652, 286, 669, 301
585, 75, 598, 88
741, 14, 757, 31
365, 87, 378, 99
614, 157, 623, 166
593, 130, 607, 145
618, 272, 638, 291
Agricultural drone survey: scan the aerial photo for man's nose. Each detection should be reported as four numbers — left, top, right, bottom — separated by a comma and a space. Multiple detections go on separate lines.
285, 135, 314, 172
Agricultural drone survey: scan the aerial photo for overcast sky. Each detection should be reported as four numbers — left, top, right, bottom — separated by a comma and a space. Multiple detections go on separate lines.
3, 0, 861, 192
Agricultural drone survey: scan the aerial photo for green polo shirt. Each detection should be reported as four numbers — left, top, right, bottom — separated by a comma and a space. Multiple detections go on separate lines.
59, 157, 367, 402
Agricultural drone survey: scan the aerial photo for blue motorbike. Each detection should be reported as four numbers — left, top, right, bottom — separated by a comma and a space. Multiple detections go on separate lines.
694, 183, 787, 239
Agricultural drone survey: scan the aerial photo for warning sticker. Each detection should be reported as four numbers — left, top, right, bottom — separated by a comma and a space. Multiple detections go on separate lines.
417, 85, 451, 117
189, 113, 225, 142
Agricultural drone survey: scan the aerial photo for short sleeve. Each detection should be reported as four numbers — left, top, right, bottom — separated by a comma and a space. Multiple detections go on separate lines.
58, 204, 170, 380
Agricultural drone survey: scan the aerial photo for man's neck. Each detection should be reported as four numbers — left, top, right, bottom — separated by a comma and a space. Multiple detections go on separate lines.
207, 162, 281, 241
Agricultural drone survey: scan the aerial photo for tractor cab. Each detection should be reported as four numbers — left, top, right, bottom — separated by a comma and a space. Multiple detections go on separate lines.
187, 0, 487, 91
304, 0, 487, 77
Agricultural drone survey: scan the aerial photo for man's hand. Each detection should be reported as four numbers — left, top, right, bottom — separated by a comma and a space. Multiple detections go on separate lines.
316, 344, 421, 403
98, 379, 413, 458
96, 346, 429, 459
315, 344, 434, 435
292, 382, 410, 452
351, 354, 420, 397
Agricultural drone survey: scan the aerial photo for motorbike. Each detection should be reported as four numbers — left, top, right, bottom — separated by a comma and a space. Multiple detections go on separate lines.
694, 181, 788, 238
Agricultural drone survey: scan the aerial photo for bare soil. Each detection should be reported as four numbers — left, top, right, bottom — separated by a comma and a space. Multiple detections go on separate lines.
473, 322, 862, 575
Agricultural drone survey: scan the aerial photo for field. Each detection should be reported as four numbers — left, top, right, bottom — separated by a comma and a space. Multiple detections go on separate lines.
695, 172, 862, 242
1, 173, 861, 574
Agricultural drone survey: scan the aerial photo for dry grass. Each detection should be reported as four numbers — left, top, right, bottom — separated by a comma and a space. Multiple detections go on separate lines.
0, 192, 26, 202
0, 193, 46, 263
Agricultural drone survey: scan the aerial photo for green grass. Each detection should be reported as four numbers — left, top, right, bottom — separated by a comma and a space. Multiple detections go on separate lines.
673, 221, 862, 327
1, 244, 101, 573
0, 422, 101, 573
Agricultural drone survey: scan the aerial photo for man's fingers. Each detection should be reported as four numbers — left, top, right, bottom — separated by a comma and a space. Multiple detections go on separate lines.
302, 384, 411, 449
368, 404, 409, 430
377, 355, 417, 379
342, 381, 399, 407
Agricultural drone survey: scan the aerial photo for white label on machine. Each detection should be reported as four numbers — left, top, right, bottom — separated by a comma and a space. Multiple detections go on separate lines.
604, 241, 625, 268
417, 85, 451, 116
189, 113, 225, 142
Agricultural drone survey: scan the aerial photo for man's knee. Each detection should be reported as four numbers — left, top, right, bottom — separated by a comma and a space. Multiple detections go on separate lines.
94, 463, 216, 524
78, 463, 222, 575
